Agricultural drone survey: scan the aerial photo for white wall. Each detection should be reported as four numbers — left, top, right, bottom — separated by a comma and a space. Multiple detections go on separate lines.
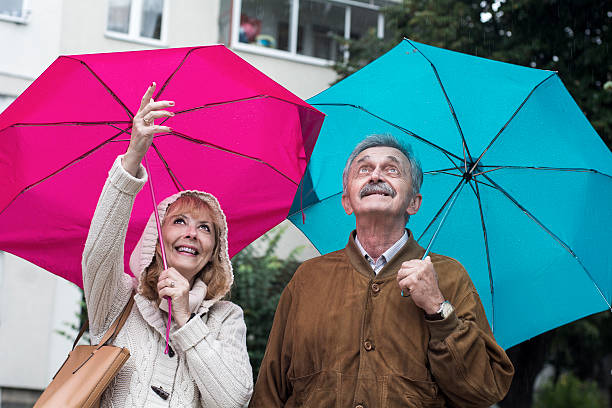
59, 0, 220, 54
0, 0, 64, 97
235, 49, 337, 100
0, 252, 81, 389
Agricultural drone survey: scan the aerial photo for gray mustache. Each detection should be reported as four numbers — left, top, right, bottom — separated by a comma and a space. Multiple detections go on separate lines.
360, 182, 396, 198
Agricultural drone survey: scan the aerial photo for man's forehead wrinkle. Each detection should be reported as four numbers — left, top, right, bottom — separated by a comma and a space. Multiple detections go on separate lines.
355, 154, 402, 164
356, 155, 370, 164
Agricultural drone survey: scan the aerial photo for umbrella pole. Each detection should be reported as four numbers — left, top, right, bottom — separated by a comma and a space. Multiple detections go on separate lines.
144, 154, 173, 355
402, 180, 467, 297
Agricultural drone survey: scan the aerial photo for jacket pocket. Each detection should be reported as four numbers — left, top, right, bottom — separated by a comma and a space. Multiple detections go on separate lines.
385, 374, 445, 408
288, 370, 337, 407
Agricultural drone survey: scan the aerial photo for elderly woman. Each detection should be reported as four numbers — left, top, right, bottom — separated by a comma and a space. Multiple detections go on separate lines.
82, 83, 253, 407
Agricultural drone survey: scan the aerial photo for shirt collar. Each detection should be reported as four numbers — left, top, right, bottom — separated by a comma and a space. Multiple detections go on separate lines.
355, 230, 408, 274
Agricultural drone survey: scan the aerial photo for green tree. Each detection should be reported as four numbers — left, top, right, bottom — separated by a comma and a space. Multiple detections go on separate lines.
230, 227, 301, 379
533, 372, 608, 408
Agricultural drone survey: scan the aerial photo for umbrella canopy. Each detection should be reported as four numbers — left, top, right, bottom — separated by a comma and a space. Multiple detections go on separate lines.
0, 45, 324, 289
288, 39, 612, 349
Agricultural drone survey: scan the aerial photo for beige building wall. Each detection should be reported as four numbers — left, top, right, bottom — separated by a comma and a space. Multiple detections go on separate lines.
0, 0, 63, 97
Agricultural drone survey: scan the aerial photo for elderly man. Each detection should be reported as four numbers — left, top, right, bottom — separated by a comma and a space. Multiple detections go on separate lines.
250, 134, 514, 407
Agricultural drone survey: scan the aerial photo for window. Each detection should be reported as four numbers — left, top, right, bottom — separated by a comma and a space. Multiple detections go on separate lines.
220, 0, 385, 65
106, 0, 167, 44
0, 0, 29, 23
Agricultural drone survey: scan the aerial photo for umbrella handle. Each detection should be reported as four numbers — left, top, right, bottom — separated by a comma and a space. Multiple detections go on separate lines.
401, 180, 467, 297
144, 154, 173, 355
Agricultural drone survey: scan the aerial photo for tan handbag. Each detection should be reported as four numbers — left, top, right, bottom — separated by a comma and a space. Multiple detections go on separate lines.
34, 294, 135, 408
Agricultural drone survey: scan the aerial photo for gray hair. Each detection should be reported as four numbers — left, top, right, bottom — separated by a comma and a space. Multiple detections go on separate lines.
342, 134, 423, 198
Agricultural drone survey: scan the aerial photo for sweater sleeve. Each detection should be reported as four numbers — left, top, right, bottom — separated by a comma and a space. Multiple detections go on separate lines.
170, 301, 254, 407
426, 270, 514, 407
249, 284, 294, 407
82, 155, 147, 340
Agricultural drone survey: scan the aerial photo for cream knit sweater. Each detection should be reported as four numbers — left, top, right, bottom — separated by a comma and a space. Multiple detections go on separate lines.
82, 157, 253, 407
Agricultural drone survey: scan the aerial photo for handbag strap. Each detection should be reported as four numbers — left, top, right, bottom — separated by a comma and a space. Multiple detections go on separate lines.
72, 292, 136, 350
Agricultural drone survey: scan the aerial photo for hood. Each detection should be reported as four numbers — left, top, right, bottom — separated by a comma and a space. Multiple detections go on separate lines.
129, 189, 233, 303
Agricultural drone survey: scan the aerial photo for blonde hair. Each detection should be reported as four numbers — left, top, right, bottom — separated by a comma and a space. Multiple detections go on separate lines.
140, 193, 232, 303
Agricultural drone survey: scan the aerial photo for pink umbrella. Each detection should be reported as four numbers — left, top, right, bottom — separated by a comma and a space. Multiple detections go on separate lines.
0, 45, 324, 288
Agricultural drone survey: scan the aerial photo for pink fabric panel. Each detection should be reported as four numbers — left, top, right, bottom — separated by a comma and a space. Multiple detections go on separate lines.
0, 45, 324, 288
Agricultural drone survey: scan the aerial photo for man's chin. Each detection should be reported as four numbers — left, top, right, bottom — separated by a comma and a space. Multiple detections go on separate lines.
353, 205, 401, 219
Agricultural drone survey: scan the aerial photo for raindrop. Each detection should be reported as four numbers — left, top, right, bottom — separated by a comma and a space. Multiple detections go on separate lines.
553, 55, 559, 62
498, 29, 505, 36
506, 30, 511, 37
608, 11, 612, 18
530, 61, 536, 67
480, 0, 487, 8
492, 1, 501, 11
585, 28, 591, 35
595, 37, 602, 45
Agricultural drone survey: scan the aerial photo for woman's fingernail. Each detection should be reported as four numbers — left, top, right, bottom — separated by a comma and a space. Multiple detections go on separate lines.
169, 101, 175, 106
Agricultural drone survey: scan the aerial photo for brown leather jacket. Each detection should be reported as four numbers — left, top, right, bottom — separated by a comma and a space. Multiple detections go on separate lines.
250, 231, 514, 407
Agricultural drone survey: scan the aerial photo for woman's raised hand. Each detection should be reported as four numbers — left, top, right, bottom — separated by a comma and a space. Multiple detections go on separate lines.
122, 82, 174, 176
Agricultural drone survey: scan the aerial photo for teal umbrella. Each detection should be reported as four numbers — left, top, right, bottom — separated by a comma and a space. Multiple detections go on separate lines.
288, 39, 612, 349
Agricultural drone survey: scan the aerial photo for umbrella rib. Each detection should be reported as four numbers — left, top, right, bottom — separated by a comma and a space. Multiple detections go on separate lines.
311, 102, 464, 165
481, 173, 612, 309
0, 130, 124, 216
170, 130, 299, 185
470, 177, 496, 333
151, 142, 185, 191
154, 47, 206, 100
159, 94, 322, 121
423, 169, 497, 189
2, 121, 131, 134
287, 191, 342, 216
425, 170, 463, 177
404, 39, 472, 167
424, 167, 462, 175
473, 165, 612, 179
7, 120, 132, 128
470, 72, 558, 172
162, 95, 270, 118
417, 178, 465, 243
63, 56, 135, 119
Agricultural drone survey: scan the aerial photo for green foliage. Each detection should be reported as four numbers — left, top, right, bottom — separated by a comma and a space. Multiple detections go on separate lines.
333, 0, 611, 147
56, 290, 89, 345
533, 372, 608, 408
230, 226, 302, 379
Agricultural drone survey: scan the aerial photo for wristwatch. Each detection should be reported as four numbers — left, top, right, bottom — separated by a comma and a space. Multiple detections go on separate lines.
424, 300, 454, 321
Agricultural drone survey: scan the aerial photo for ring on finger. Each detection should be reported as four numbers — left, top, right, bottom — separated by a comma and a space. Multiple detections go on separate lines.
168, 279, 175, 288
